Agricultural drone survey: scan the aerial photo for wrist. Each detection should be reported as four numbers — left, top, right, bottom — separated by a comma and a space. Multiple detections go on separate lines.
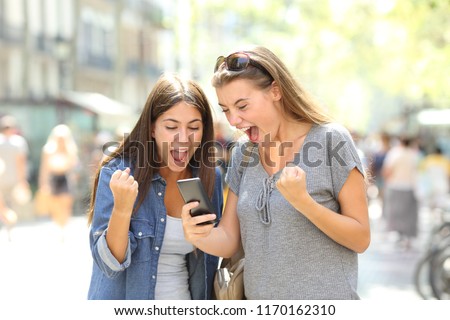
294, 193, 315, 214
111, 207, 133, 220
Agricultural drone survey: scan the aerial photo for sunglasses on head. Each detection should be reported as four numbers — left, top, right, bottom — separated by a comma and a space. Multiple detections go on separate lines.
214, 52, 271, 78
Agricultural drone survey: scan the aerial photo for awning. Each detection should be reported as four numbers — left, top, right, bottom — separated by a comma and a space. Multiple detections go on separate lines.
417, 109, 450, 126
59, 91, 132, 116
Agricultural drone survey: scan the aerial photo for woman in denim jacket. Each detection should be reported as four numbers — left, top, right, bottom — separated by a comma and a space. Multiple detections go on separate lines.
87, 73, 223, 300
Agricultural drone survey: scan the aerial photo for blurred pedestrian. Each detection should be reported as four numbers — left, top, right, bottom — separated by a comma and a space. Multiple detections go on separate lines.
0, 115, 30, 241
87, 73, 223, 300
182, 46, 370, 299
419, 146, 450, 217
38, 124, 79, 240
382, 136, 420, 249
369, 132, 391, 200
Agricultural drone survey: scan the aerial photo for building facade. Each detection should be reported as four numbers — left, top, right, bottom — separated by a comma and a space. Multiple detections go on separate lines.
0, 0, 177, 109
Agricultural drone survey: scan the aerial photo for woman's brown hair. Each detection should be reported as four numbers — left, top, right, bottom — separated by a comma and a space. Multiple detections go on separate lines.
87, 73, 216, 225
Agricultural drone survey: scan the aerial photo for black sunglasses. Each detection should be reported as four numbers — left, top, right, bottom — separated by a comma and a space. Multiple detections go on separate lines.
214, 52, 271, 78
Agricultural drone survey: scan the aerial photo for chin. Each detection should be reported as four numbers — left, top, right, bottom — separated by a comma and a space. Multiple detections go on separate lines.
167, 162, 189, 172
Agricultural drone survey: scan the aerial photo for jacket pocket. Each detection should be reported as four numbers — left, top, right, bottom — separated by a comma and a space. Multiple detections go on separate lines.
130, 218, 155, 262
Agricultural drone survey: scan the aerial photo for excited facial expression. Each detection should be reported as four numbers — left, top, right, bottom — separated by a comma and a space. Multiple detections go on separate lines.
152, 102, 203, 172
216, 79, 281, 143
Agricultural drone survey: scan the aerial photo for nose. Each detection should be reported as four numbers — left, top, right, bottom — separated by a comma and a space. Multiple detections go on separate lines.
227, 110, 242, 127
175, 128, 190, 143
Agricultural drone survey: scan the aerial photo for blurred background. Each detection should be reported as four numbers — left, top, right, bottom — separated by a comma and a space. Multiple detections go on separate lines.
0, 0, 449, 303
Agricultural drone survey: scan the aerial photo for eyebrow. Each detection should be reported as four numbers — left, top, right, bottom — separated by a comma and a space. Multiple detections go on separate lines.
218, 98, 249, 108
162, 118, 202, 124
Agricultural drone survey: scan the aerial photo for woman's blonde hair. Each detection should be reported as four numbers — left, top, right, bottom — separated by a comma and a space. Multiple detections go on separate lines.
43, 124, 78, 157
212, 46, 332, 125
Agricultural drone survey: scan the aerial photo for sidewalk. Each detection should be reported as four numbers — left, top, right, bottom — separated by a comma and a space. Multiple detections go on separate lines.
0, 199, 438, 302
358, 198, 434, 300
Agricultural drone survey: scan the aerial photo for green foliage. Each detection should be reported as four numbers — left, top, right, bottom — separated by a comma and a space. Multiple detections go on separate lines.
188, 0, 449, 132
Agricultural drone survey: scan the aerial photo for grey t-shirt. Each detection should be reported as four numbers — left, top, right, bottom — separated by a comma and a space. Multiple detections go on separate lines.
225, 123, 364, 300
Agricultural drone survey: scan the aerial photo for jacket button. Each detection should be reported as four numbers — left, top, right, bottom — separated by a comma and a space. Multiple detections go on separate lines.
138, 232, 142, 236
157, 192, 162, 196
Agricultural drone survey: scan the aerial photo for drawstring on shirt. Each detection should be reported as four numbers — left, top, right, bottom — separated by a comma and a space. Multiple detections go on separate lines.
255, 175, 276, 225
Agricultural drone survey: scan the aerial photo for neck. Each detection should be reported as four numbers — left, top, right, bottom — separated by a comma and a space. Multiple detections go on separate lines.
159, 167, 192, 182
272, 121, 312, 143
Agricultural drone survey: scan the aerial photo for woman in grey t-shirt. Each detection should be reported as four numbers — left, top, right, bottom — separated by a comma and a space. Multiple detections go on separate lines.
182, 46, 370, 299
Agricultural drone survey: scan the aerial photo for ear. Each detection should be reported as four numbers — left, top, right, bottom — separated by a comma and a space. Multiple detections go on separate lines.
151, 126, 155, 138
270, 81, 282, 101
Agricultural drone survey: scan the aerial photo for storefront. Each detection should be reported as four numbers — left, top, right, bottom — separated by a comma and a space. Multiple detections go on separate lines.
0, 92, 136, 215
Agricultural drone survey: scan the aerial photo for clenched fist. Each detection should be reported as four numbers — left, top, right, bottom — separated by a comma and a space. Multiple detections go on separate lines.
109, 167, 139, 216
276, 165, 310, 211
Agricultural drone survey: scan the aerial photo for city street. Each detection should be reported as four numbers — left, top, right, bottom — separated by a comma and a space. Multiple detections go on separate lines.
0, 199, 433, 303
358, 199, 428, 300
0, 216, 92, 302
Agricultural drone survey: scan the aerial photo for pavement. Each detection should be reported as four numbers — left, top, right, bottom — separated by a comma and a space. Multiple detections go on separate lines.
358, 198, 431, 300
0, 198, 439, 302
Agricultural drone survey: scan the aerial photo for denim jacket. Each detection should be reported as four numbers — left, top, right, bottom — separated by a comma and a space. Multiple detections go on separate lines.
87, 157, 223, 300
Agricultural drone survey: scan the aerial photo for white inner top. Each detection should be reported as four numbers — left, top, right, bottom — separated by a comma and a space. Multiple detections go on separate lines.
154, 215, 195, 300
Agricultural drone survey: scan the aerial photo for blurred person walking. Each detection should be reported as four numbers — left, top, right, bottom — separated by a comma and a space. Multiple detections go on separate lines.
382, 136, 421, 249
38, 124, 79, 240
369, 132, 391, 200
0, 115, 30, 241
418, 146, 450, 218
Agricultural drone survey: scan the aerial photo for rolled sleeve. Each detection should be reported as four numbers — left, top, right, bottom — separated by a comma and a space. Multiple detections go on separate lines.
97, 229, 132, 272
89, 162, 134, 279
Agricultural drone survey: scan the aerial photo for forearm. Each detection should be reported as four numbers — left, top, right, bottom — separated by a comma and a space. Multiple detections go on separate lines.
294, 195, 370, 253
105, 210, 131, 263
192, 225, 241, 258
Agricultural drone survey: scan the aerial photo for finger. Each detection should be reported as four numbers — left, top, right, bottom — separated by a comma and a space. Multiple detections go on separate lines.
284, 166, 298, 178
275, 177, 286, 190
190, 222, 215, 234
131, 180, 139, 193
275, 178, 282, 189
182, 201, 200, 214
126, 174, 135, 185
286, 162, 297, 168
111, 169, 123, 180
181, 202, 200, 223
118, 169, 130, 181
280, 167, 290, 178
191, 214, 216, 226
292, 166, 305, 181
183, 225, 213, 242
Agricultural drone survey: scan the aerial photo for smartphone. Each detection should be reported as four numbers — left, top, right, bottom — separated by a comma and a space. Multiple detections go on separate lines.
176, 177, 216, 225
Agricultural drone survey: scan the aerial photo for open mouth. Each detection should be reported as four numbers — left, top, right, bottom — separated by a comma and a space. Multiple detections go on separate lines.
239, 126, 259, 143
170, 149, 189, 166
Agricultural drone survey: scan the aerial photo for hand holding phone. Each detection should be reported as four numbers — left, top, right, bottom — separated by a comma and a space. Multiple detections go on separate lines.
177, 177, 216, 225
